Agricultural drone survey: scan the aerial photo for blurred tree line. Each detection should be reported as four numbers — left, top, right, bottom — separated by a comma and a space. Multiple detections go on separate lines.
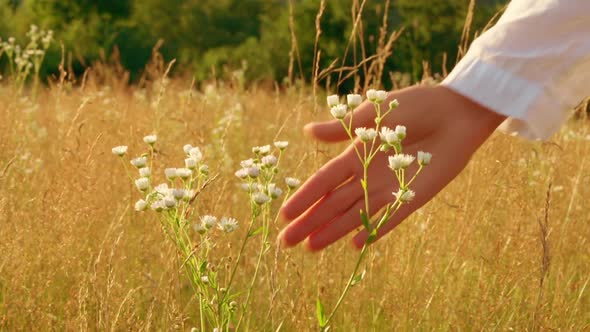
0, 0, 504, 87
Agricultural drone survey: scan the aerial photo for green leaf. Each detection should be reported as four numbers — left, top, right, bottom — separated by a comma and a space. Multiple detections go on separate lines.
199, 261, 208, 273
351, 269, 366, 286
360, 210, 371, 231
366, 229, 378, 244
316, 297, 327, 327
248, 226, 264, 237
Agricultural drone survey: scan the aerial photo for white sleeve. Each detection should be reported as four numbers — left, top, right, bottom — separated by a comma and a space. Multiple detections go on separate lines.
441, 0, 590, 140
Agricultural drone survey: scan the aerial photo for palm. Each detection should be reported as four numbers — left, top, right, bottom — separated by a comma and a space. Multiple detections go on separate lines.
279, 86, 505, 251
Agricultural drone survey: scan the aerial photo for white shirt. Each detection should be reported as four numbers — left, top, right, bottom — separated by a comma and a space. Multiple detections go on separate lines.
442, 0, 590, 140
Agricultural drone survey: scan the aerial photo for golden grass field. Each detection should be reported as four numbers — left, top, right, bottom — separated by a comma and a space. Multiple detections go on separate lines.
0, 69, 589, 331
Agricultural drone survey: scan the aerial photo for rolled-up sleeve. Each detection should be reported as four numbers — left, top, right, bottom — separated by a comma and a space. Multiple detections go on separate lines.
441, 0, 590, 140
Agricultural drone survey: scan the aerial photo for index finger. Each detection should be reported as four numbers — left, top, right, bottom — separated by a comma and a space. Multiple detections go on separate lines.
281, 152, 355, 221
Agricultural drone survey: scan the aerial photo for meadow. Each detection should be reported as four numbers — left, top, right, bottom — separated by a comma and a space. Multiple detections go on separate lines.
0, 55, 589, 331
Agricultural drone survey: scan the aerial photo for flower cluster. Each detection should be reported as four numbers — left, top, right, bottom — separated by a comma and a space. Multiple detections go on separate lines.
234, 141, 299, 208
112, 135, 237, 235
0, 25, 53, 89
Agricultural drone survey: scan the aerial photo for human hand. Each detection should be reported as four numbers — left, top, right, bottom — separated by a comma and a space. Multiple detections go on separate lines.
278, 85, 506, 251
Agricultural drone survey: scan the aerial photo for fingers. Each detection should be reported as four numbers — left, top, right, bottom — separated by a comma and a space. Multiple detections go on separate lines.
303, 102, 376, 143
279, 178, 363, 248
306, 191, 391, 251
280, 152, 355, 221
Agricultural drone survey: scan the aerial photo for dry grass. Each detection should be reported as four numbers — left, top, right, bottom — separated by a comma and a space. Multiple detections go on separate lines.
0, 70, 589, 331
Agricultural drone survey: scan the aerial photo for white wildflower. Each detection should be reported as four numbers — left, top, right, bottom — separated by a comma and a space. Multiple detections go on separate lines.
379, 126, 398, 145
240, 182, 255, 192
184, 190, 195, 201
268, 183, 283, 199
185, 157, 198, 170
154, 183, 170, 195
393, 189, 415, 203
240, 159, 254, 168
183, 144, 193, 155
135, 177, 149, 191
417, 151, 432, 166
143, 135, 157, 145
247, 166, 260, 178
395, 125, 406, 140
388, 154, 415, 170
326, 94, 339, 107
165, 168, 177, 180
151, 200, 166, 212
355, 127, 377, 142
285, 177, 301, 189
199, 165, 209, 175
130, 156, 147, 168
111, 145, 128, 156
193, 222, 206, 235
258, 145, 271, 155
235, 168, 248, 179
172, 189, 186, 200
253, 192, 271, 205
218, 217, 238, 233
164, 196, 176, 208
176, 168, 192, 180
375, 90, 388, 103
189, 147, 203, 162
135, 199, 148, 211
201, 276, 209, 284
139, 167, 151, 178
330, 104, 348, 120
274, 141, 289, 150
388, 99, 399, 110
347, 94, 362, 108
262, 154, 278, 167
201, 215, 217, 229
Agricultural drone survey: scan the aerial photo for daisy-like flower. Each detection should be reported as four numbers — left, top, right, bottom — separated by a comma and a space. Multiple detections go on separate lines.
218, 217, 238, 233
262, 154, 277, 167
150, 200, 166, 212
375, 90, 388, 103
393, 189, 415, 203
193, 222, 206, 235
327, 94, 339, 107
172, 188, 186, 200
366, 89, 377, 102
274, 141, 289, 150
176, 168, 192, 180
189, 147, 203, 162
235, 168, 248, 179
143, 134, 157, 145
347, 94, 362, 108
388, 99, 400, 110
130, 156, 147, 168
379, 127, 398, 145
240, 159, 254, 168
164, 196, 177, 208
268, 183, 283, 199
417, 151, 432, 166
111, 145, 128, 156
355, 127, 377, 142
388, 154, 415, 170
183, 190, 195, 201
285, 177, 301, 189
201, 215, 217, 229
395, 125, 406, 140
240, 182, 255, 193
330, 104, 347, 120
139, 167, 151, 178
247, 166, 260, 178
183, 144, 193, 155
201, 275, 209, 284
185, 157, 198, 170
199, 165, 209, 175
165, 168, 177, 180
253, 192, 270, 205
258, 145, 271, 155
135, 199, 148, 211
135, 177, 149, 191
154, 183, 170, 195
